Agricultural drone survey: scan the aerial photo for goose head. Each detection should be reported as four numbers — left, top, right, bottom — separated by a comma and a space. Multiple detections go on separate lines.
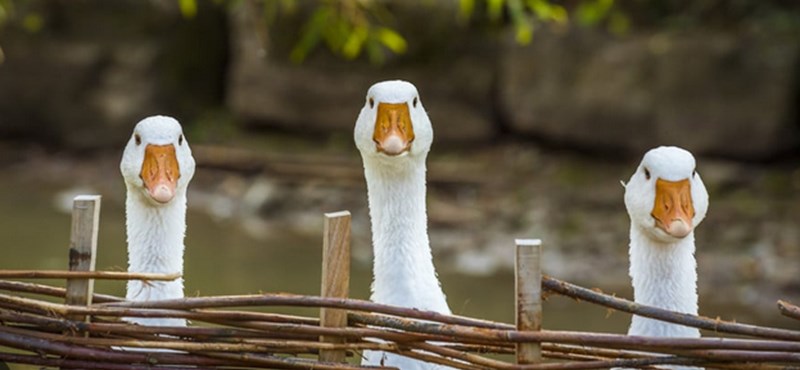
120, 116, 195, 205
624, 146, 708, 243
354, 80, 433, 163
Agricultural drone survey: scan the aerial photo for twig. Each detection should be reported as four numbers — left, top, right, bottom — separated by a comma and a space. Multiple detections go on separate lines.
778, 300, 800, 321
0, 279, 121, 303
200, 351, 397, 370
510, 356, 705, 370
0, 352, 230, 370
0, 323, 385, 354
542, 276, 800, 341
393, 347, 489, 370
99, 292, 507, 329
0, 327, 237, 366
0, 292, 316, 325
410, 341, 513, 369
0, 270, 180, 281
350, 311, 800, 352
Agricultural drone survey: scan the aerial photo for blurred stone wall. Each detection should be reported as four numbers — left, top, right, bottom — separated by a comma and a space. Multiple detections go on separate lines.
0, 1, 798, 159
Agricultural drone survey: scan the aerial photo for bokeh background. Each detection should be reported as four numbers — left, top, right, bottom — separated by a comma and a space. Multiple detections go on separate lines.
0, 0, 798, 334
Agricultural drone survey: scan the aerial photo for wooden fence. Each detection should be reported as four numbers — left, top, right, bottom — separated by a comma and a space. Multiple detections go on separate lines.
0, 196, 798, 369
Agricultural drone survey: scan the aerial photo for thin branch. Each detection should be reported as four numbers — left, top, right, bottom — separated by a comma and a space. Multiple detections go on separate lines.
0, 270, 180, 281
0, 352, 231, 370
542, 276, 800, 341
350, 311, 800, 352
778, 300, 800, 321
0, 279, 122, 302
99, 292, 508, 329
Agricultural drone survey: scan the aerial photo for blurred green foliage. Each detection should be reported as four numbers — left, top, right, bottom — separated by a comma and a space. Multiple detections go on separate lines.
459, 0, 570, 44
179, 0, 199, 18
192, 0, 619, 63
576, 0, 629, 34
278, 0, 408, 64
0, 0, 797, 66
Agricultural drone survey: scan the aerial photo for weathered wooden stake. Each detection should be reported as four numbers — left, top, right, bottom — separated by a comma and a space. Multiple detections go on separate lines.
319, 211, 351, 363
515, 238, 542, 364
64, 195, 101, 324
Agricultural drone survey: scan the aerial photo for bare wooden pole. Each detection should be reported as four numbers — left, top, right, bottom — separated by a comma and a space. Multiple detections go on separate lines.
515, 239, 543, 364
319, 211, 352, 363
64, 195, 101, 324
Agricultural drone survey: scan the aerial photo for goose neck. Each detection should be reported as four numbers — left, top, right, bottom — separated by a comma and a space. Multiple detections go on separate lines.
363, 157, 447, 311
125, 189, 187, 275
628, 225, 699, 337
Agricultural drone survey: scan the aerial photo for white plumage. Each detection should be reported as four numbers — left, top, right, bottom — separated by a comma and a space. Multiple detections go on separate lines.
119, 115, 195, 327
623, 146, 708, 338
355, 81, 451, 370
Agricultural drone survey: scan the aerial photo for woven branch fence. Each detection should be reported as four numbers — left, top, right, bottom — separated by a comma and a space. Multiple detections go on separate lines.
0, 196, 798, 370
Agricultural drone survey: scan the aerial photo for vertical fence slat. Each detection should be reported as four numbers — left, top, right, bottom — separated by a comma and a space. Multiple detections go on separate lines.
64, 195, 101, 324
319, 211, 351, 363
515, 238, 542, 364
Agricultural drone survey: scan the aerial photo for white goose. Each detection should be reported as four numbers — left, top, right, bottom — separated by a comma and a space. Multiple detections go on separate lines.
623, 146, 708, 340
120, 115, 195, 327
354, 80, 451, 369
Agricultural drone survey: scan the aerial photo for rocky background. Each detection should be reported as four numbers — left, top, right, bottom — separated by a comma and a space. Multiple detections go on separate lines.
0, 1, 798, 320
0, 1, 798, 158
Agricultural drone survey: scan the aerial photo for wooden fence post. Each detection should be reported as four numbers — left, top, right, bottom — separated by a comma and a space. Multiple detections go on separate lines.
515, 238, 542, 364
319, 211, 351, 363
64, 195, 101, 324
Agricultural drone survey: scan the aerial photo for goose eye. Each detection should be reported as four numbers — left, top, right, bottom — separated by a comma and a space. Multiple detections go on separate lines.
692, 170, 697, 178
369, 97, 375, 109
179, 135, 184, 146
134, 134, 141, 146
413, 97, 418, 108
644, 168, 651, 180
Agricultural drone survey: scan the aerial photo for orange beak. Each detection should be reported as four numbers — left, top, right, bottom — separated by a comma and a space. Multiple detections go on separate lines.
651, 178, 694, 238
373, 102, 414, 156
140, 144, 180, 203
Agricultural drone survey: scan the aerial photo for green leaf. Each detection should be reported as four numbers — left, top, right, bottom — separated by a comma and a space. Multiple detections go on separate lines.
549, 6, 568, 24
506, 0, 534, 44
22, 14, 43, 32
178, 0, 197, 19
458, 0, 475, 22
290, 7, 331, 63
323, 16, 350, 52
515, 22, 534, 44
577, 0, 614, 26
376, 27, 407, 54
342, 25, 369, 59
528, 0, 551, 19
0, 0, 14, 25
527, 0, 568, 24
487, 0, 503, 22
